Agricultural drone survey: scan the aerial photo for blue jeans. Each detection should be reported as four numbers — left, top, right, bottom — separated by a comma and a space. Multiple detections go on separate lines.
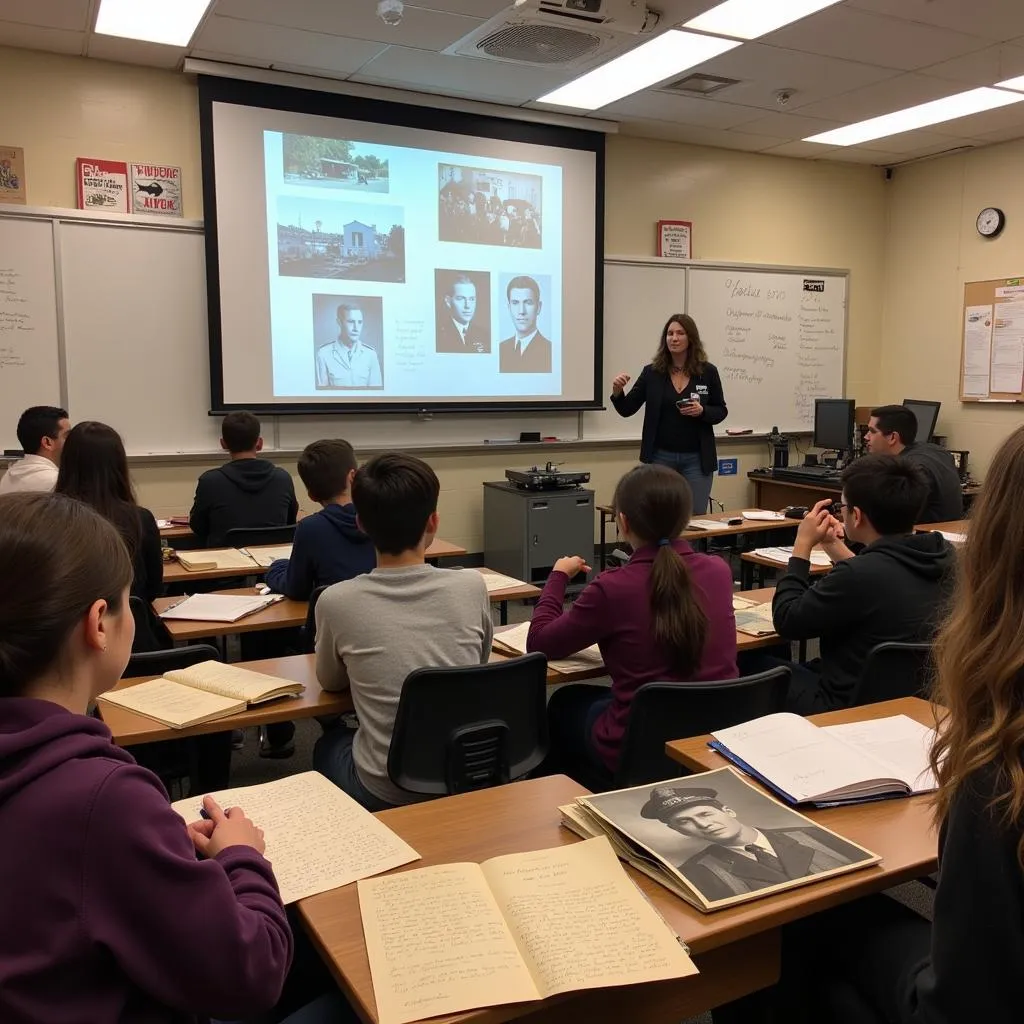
651, 449, 713, 514
312, 728, 395, 812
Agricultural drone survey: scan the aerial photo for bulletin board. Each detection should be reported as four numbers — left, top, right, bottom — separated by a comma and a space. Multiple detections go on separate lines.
961, 276, 1024, 402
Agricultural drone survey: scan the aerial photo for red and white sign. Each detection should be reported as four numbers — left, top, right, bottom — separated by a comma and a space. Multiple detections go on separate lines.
656, 219, 693, 259
76, 158, 129, 212
130, 163, 182, 216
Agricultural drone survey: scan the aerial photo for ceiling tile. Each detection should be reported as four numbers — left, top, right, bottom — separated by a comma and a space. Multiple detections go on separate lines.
759, 140, 846, 160
87, 36, 184, 70
602, 91, 772, 130
212, 0, 483, 51
795, 73, 969, 122
920, 43, 1024, 86
617, 118, 780, 152
725, 111, 846, 140
852, 129, 977, 155
691, 44, 900, 112
0, 20, 84, 55
406, 1, 517, 17
846, 0, 1024, 42
763, 7, 991, 71
927, 101, 1024, 140
353, 46, 570, 105
193, 16, 387, 74
0, 0, 89, 31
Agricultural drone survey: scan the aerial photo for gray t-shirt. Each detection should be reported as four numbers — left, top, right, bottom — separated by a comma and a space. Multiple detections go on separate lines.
315, 563, 494, 805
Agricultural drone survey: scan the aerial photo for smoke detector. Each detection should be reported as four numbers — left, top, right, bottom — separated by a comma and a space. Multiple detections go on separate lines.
377, 0, 403, 26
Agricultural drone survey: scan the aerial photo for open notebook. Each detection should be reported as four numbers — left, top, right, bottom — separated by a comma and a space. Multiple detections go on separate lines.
242, 544, 294, 567
494, 620, 603, 675
175, 548, 259, 572
688, 518, 732, 531
359, 837, 696, 1024
159, 593, 283, 623
477, 569, 530, 593
97, 660, 304, 729
710, 712, 937, 807
172, 773, 419, 904
732, 601, 777, 637
751, 546, 833, 568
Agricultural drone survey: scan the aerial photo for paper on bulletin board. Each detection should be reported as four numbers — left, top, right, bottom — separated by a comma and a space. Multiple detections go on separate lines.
963, 304, 993, 397
990, 299, 1024, 394
0, 146, 26, 204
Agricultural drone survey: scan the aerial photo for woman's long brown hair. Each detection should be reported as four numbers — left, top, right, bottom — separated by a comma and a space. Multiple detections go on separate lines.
613, 464, 708, 675
651, 313, 707, 378
931, 425, 1024, 864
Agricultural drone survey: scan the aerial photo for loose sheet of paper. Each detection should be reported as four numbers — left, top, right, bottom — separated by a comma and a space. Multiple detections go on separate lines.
495, 620, 603, 674
963, 304, 993, 397
359, 862, 539, 1024
990, 299, 1024, 393
159, 593, 278, 622
171, 772, 419, 904
742, 509, 787, 521
753, 546, 832, 567
688, 518, 732, 531
482, 837, 697, 998
478, 569, 530, 593
98, 678, 241, 727
244, 544, 294, 567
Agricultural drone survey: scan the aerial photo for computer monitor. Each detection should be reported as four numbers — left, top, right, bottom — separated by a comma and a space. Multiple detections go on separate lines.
813, 398, 855, 451
902, 399, 941, 443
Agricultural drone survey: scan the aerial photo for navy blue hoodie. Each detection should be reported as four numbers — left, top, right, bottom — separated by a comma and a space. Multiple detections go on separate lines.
265, 501, 375, 600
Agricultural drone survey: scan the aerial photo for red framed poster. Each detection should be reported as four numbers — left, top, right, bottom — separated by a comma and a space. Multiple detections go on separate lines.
656, 219, 693, 259
76, 158, 129, 212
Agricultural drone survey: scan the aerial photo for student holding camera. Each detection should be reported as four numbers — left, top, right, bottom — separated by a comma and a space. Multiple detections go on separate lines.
610, 313, 727, 515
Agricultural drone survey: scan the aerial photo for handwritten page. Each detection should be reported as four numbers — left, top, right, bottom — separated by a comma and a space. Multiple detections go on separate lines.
164, 660, 303, 702
494, 621, 604, 674
483, 837, 696, 998
823, 715, 936, 793
963, 304, 994, 397
97, 677, 243, 728
478, 569, 530, 593
244, 544, 294, 567
171, 772, 419, 904
359, 862, 539, 1024
734, 603, 776, 636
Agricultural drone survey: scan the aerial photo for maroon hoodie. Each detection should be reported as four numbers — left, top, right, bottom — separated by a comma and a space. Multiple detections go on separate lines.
0, 699, 293, 1023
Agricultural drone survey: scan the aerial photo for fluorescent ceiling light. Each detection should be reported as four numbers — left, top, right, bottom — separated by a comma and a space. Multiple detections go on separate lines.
95, 0, 212, 47
996, 75, 1024, 92
804, 87, 1024, 146
684, 0, 843, 41
538, 30, 740, 110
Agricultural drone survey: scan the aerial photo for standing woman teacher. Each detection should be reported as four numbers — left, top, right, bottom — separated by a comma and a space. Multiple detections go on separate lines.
610, 313, 727, 515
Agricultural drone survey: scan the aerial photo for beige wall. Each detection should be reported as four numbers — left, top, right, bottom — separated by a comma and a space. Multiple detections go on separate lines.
1, 49, 893, 550
879, 139, 1024, 478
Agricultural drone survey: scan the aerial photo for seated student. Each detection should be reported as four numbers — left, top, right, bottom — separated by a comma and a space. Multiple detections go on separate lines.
775, 425, 1024, 1024
866, 405, 963, 523
0, 405, 70, 494
313, 452, 492, 811
55, 421, 163, 604
190, 410, 298, 547
0, 491, 292, 1023
772, 455, 955, 714
527, 463, 738, 791
265, 438, 375, 600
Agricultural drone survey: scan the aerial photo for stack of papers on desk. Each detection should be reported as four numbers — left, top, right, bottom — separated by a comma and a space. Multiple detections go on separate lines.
733, 602, 777, 637
242, 544, 294, 567
752, 546, 832, 568
688, 518, 732, 531
159, 592, 283, 622
478, 569, 530, 593
175, 548, 258, 572
494, 621, 603, 675
742, 510, 788, 522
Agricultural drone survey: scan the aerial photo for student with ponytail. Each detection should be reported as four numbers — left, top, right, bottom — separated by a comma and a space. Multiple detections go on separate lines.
528, 464, 737, 790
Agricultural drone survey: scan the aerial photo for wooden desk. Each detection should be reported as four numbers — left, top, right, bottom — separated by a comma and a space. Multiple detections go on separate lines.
914, 519, 969, 537
747, 471, 841, 512
734, 587, 784, 652
159, 522, 193, 540
740, 549, 830, 589
99, 654, 353, 746
298, 776, 781, 1024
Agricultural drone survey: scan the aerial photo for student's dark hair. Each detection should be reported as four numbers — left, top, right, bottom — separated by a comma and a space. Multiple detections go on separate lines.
298, 439, 358, 503
506, 275, 540, 302
651, 313, 707, 378
839, 454, 927, 534
16, 405, 67, 454
56, 421, 141, 559
352, 452, 439, 555
0, 492, 132, 697
613, 464, 707, 675
221, 410, 261, 453
870, 405, 918, 446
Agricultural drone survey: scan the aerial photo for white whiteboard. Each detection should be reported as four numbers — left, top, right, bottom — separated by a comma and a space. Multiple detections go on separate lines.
0, 215, 62, 451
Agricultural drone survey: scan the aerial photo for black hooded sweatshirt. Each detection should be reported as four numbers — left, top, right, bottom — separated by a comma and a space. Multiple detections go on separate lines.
772, 532, 955, 708
189, 458, 298, 548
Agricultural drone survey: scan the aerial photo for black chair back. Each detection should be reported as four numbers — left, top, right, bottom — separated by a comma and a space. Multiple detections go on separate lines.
122, 643, 221, 679
614, 667, 792, 787
129, 595, 172, 653
225, 524, 297, 548
853, 642, 932, 706
387, 653, 548, 796
301, 585, 330, 653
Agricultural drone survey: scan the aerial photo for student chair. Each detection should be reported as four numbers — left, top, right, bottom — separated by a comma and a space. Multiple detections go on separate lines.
613, 667, 792, 787
224, 524, 297, 548
121, 644, 231, 796
387, 653, 548, 796
852, 642, 932, 706
128, 595, 172, 653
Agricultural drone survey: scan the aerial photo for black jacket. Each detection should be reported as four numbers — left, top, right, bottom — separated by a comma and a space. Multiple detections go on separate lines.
132, 507, 164, 603
772, 532, 955, 708
610, 362, 728, 475
901, 443, 963, 523
189, 458, 298, 548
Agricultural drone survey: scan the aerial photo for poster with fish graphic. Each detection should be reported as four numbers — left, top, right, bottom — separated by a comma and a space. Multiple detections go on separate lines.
76, 158, 129, 212
130, 163, 182, 216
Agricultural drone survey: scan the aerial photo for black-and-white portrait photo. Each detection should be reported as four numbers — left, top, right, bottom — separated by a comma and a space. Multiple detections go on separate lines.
312, 294, 384, 390
498, 273, 552, 374
438, 163, 542, 249
434, 269, 491, 354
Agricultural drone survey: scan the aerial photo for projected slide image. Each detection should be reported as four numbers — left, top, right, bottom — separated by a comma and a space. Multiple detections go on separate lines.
434, 269, 491, 354
312, 294, 384, 390
277, 196, 406, 283
438, 163, 542, 249
498, 273, 553, 374
283, 134, 391, 193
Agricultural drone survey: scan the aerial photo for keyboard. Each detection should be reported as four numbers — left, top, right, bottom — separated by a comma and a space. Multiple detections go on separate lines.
771, 466, 842, 484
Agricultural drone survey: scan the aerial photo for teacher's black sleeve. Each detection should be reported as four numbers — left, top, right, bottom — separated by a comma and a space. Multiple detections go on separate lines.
700, 363, 728, 426
610, 364, 649, 417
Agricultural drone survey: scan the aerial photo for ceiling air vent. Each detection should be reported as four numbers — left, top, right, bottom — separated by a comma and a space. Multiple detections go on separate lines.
661, 73, 740, 97
475, 23, 604, 64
